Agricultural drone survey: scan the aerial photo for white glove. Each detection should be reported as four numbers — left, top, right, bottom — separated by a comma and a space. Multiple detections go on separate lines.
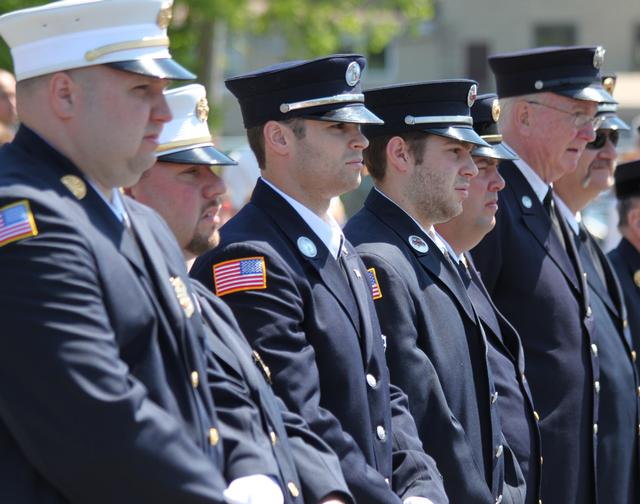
223, 474, 284, 504
403, 497, 435, 504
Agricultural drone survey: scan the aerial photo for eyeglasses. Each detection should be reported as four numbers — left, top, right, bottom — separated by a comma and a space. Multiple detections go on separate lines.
526, 101, 604, 130
586, 129, 619, 150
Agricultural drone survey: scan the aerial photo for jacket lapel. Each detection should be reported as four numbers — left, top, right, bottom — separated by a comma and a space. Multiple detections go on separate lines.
250, 180, 362, 336
501, 164, 580, 292
364, 189, 477, 324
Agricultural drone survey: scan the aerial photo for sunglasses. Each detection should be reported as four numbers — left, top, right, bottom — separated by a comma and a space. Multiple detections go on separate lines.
586, 130, 619, 150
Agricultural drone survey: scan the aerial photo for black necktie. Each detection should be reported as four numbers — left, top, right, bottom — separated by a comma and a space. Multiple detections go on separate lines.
543, 188, 567, 252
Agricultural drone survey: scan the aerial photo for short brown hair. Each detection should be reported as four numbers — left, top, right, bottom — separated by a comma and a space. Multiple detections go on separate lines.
246, 118, 306, 170
364, 131, 429, 181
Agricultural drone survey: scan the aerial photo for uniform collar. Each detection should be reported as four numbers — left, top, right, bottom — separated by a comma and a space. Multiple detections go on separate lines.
555, 196, 581, 236
508, 143, 549, 204
260, 177, 343, 259
373, 186, 458, 260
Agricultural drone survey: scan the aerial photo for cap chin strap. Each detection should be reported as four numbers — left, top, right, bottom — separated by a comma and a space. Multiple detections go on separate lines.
279, 93, 364, 113
404, 115, 472, 126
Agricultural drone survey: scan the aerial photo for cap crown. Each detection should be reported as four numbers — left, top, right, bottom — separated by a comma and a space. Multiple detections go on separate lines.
0, 0, 178, 81
489, 45, 613, 103
615, 160, 640, 198
225, 54, 376, 128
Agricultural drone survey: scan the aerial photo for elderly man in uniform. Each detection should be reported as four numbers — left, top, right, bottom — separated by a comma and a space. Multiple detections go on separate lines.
344, 81, 524, 504
553, 75, 640, 504
191, 55, 448, 504
608, 159, 640, 374
127, 83, 353, 504
470, 46, 614, 504
0, 1, 235, 502
435, 94, 544, 504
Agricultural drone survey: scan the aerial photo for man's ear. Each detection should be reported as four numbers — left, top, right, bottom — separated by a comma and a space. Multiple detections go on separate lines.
263, 121, 291, 156
48, 71, 78, 120
386, 136, 412, 174
513, 100, 532, 136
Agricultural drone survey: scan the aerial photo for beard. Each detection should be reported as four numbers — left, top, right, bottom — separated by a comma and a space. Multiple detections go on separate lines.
185, 228, 220, 258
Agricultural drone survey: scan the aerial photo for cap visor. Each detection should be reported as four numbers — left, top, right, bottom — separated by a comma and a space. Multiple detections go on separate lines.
424, 126, 491, 147
555, 86, 614, 104
158, 145, 237, 166
599, 115, 630, 131
107, 58, 195, 81
473, 142, 518, 160
306, 104, 384, 125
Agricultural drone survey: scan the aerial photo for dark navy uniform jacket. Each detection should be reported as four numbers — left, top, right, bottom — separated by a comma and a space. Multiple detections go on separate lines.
575, 231, 639, 504
191, 179, 448, 504
608, 238, 640, 376
192, 280, 352, 503
345, 188, 516, 504
463, 253, 542, 504
0, 126, 227, 503
470, 161, 598, 504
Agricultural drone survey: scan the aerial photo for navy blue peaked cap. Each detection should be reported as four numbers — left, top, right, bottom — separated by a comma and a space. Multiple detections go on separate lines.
615, 160, 640, 199
362, 80, 490, 146
489, 46, 614, 103
470, 93, 517, 160
225, 54, 383, 128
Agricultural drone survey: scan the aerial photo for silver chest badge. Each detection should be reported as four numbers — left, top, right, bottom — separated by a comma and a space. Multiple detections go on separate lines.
521, 196, 533, 209
408, 235, 429, 253
297, 236, 317, 258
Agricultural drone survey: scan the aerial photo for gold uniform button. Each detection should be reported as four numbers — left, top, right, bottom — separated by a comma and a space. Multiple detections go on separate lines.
533, 411, 540, 422
270, 431, 278, 446
366, 374, 378, 388
637, 386, 640, 398
586, 306, 592, 318
209, 427, 219, 446
287, 482, 300, 498
376, 425, 387, 441
491, 391, 499, 404
496, 495, 503, 504
190, 371, 199, 388
540, 456, 543, 465
495, 444, 503, 458
591, 344, 598, 356
624, 319, 629, 329
593, 423, 598, 435
632, 350, 637, 363
594, 381, 600, 393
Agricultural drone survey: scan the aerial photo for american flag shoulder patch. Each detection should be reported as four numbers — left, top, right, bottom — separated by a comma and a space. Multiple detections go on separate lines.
367, 267, 382, 300
0, 200, 38, 248
213, 256, 267, 297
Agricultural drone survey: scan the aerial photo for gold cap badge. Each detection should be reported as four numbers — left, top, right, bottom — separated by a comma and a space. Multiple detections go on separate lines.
603, 76, 615, 95
491, 99, 501, 122
195, 96, 210, 122
157, 2, 173, 29
634, 270, 640, 288
60, 175, 87, 200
